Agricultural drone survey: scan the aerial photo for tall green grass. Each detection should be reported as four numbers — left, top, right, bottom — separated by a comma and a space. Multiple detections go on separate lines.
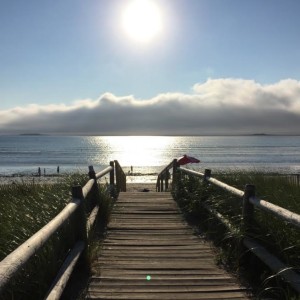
173, 171, 300, 299
0, 174, 111, 300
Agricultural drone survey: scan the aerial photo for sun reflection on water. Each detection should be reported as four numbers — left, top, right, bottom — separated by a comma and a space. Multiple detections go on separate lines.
99, 136, 177, 166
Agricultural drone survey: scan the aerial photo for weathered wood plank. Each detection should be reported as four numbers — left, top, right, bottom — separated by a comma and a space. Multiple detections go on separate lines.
87, 292, 246, 300
88, 285, 247, 293
86, 190, 250, 299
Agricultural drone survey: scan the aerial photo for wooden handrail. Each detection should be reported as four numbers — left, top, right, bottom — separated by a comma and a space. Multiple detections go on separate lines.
44, 241, 85, 300
0, 199, 80, 292
95, 166, 113, 180
157, 159, 177, 192
243, 237, 300, 293
173, 165, 300, 292
114, 160, 126, 192
178, 167, 300, 228
249, 196, 300, 229
0, 162, 122, 298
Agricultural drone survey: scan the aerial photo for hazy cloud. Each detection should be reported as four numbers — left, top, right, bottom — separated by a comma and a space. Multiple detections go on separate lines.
1, 78, 300, 135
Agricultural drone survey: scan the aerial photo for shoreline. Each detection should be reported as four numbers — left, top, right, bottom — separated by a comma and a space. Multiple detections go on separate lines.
0, 174, 66, 185
0, 173, 158, 186
0, 175, 158, 192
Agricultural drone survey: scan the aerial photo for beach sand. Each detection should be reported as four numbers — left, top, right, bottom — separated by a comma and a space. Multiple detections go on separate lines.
125, 182, 157, 192
0, 174, 158, 192
0, 175, 65, 185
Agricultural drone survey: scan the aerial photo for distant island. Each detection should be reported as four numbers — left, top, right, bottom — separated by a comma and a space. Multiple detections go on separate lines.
19, 133, 47, 136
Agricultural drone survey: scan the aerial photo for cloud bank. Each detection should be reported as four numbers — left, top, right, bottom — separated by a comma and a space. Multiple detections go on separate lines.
1, 78, 300, 135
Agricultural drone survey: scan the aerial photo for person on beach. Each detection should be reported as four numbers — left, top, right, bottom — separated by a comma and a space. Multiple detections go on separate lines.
38, 167, 41, 177
57, 166, 60, 174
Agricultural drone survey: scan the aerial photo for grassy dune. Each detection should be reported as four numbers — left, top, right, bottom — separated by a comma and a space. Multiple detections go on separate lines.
0, 174, 108, 300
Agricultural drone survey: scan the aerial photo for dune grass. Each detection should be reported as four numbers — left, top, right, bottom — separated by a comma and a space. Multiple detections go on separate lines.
173, 171, 300, 299
0, 174, 112, 300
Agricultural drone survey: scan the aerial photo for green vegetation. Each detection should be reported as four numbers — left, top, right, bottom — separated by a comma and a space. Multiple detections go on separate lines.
0, 174, 113, 300
173, 171, 300, 299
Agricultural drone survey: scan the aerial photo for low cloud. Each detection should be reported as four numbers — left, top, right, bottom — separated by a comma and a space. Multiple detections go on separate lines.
1, 78, 300, 135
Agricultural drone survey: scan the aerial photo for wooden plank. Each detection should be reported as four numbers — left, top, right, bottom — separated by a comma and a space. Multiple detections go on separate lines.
96, 269, 236, 276
87, 292, 246, 299
91, 275, 234, 281
87, 190, 250, 299
88, 285, 247, 293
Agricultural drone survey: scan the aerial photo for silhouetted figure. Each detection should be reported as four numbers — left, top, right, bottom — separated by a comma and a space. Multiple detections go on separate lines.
38, 167, 41, 177
57, 166, 60, 174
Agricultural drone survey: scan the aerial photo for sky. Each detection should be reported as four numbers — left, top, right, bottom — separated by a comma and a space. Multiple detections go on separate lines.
0, 0, 300, 135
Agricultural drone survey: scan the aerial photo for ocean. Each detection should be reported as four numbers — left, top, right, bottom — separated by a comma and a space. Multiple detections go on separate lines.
0, 135, 300, 182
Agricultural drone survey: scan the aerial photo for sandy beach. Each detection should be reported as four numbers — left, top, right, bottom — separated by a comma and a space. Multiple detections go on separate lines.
0, 174, 65, 185
125, 182, 157, 192
0, 174, 158, 192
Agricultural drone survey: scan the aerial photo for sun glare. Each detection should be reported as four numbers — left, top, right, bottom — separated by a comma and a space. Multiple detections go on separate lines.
101, 136, 174, 166
121, 0, 163, 43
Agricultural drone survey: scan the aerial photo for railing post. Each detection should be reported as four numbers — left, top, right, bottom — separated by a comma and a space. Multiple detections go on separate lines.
71, 186, 88, 245
122, 168, 126, 192
204, 169, 211, 182
160, 175, 164, 192
172, 159, 178, 189
115, 161, 120, 192
88, 165, 99, 207
114, 160, 126, 192
172, 159, 178, 174
88, 165, 96, 180
109, 161, 114, 186
165, 170, 169, 190
242, 184, 255, 231
108, 161, 118, 198
156, 176, 161, 192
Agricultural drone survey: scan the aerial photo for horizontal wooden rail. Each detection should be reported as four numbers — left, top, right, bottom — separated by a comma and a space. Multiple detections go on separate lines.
243, 237, 300, 293
0, 199, 80, 292
45, 241, 85, 300
95, 166, 113, 180
249, 196, 300, 229
199, 198, 300, 294
178, 166, 300, 227
82, 179, 95, 199
87, 206, 100, 234
179, 167, 244, 197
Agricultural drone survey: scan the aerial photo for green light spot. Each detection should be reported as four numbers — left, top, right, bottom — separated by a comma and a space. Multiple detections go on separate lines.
146, 275, 151, 281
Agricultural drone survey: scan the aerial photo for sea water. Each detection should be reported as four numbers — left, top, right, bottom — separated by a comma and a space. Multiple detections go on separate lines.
0, 135, 300, 181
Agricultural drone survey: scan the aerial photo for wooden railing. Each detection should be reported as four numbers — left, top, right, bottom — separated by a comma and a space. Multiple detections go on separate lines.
114, 160, 126, 192
157, 161, 300, 293
0, 160, 126, 300
156, 159, 178, 192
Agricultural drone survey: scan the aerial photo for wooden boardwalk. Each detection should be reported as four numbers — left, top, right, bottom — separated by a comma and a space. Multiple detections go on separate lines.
86, 191, 250, 299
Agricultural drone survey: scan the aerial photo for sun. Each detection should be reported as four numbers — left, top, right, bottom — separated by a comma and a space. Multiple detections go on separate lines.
121, 0, 163, 43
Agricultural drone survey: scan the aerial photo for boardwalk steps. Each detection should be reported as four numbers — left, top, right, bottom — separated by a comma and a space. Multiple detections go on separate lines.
86, 191, 250, 299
